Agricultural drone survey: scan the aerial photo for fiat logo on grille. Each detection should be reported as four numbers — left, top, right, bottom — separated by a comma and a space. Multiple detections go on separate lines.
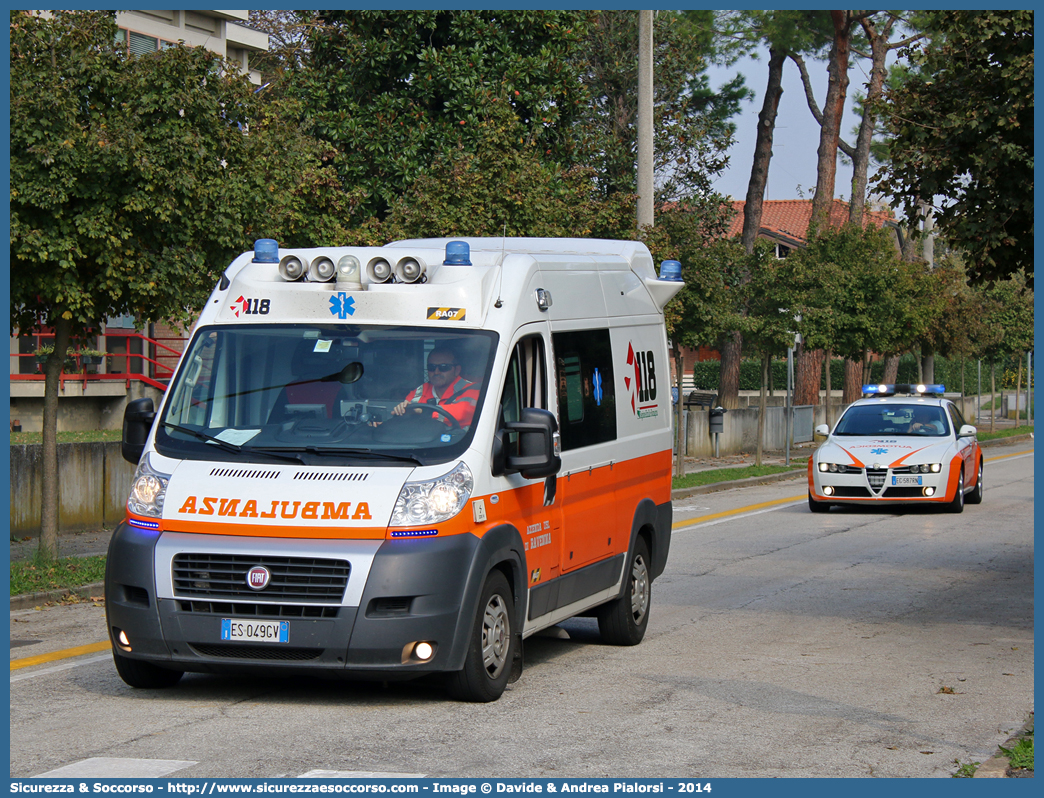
246, 566, 271, 591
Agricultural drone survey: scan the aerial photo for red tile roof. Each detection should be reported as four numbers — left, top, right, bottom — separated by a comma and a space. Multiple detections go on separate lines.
726, 199, 896, 246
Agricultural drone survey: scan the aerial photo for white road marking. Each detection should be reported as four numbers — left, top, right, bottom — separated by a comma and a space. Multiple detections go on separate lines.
298, 770, 428, 778
672, 500, 805, 533
10, 653, 111, 683
34, 758, 197, 778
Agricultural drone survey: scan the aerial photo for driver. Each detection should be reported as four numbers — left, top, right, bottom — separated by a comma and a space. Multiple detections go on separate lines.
909, 407, 945, 434
391, 347, 479, 427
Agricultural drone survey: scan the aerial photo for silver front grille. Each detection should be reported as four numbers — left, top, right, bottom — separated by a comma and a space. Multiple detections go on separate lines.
866, 468, 887, 489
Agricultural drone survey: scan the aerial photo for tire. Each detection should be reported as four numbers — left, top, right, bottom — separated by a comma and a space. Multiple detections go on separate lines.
946, 470, 965, 514
447, 569, 515, 703
808, 492, 830, 513
966, 460, 984, 505
112, 648, 183, 689
597, 537, 651, 646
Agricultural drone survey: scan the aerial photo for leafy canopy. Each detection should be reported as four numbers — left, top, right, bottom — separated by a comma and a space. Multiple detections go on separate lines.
875, 11, 1033, 286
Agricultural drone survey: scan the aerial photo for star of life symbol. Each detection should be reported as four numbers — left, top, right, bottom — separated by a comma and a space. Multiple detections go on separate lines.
592, 368, 604, 406
870, 447, 888, 455
329, 292, 356, 319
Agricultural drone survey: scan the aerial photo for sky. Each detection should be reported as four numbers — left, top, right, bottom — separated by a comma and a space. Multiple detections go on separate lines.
705, 49, 866, 203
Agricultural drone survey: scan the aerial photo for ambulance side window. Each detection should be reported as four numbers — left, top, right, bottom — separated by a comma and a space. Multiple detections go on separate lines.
552, 329, 617, 451
500, 335, 548, 456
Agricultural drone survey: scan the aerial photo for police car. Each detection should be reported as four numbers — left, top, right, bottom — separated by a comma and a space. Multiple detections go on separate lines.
808, 384, 983, 513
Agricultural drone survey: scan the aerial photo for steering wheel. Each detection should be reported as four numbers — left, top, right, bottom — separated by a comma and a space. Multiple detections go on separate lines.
397, 401, 462, 430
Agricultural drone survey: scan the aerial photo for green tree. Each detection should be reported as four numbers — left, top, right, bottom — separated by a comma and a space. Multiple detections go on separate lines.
10, 11, 331, 558
293, 10, 596, 222
876, 11, 1034, 286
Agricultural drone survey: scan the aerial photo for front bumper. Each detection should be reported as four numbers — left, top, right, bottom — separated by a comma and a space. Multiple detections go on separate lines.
104, 522, 490, 680
809, 465, 956, 505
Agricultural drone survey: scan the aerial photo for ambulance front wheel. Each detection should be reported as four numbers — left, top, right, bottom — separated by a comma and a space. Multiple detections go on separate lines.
447, 569, 516, 703
597, 537, 651, 646
112, 648, 184, 689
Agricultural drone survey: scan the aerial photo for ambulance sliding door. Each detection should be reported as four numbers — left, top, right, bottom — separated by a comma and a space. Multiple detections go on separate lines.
552, 328, 623, 573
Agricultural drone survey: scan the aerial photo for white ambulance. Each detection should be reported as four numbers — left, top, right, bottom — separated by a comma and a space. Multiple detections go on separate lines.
107, 237, 683, 701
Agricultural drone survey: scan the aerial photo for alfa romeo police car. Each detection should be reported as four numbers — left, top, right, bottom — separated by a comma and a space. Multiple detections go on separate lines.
808, 384, 983, 513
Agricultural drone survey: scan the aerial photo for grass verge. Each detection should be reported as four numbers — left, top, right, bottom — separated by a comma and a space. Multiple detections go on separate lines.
10, 554, 107, 597
952, 760, 979, 778
1000, 731, 1034, 771
672, 463, 804, 491
978, 425, 1035, 442
10, 429, 121, 445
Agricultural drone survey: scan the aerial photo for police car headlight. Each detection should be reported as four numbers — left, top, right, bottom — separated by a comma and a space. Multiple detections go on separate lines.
127, 454, 170, 518
391, 462, 474, 526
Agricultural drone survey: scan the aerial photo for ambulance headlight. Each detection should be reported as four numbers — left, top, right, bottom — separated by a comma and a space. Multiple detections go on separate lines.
391, 462, 474, 526
127, 454, 170, 518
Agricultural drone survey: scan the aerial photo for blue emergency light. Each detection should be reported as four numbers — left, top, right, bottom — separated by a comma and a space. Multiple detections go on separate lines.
444, 241, 472, 265
659, 260, 683, 281
253, 239, 279, 263
862, 383, 945, 397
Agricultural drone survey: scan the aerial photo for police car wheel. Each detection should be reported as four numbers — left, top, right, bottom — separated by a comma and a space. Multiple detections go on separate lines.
112, 648, 183, 689
946, 471, 965, 514
808, 492, 830, 513
448, 569, 515, 702
967, 460, 984, 505
597, 537, 651, 646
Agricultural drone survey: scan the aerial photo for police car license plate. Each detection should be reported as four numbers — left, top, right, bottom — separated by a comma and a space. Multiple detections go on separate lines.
892, 476, 923, 486
221, 619, 289, 643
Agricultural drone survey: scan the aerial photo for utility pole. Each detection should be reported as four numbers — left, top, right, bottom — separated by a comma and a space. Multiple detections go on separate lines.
637, 10, 654, 231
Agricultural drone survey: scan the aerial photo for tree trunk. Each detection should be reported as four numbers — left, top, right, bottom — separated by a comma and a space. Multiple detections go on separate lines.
741, 47, 786, 252
883, 355, 900, 384
808, 11, 853, 235
39, 315, 73, 561
824, 350, 834, 426
849, 15, 894, 225
756, 354, 769, 467
718, 331, 742, 409
842, 358, 861, 404
794, 346, 823, 406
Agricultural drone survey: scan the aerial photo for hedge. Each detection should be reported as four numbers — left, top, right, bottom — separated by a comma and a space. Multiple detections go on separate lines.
688, 354, 1025, 394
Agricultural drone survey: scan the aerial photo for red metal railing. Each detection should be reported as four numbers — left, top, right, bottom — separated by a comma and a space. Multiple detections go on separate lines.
11, 331, 186, 392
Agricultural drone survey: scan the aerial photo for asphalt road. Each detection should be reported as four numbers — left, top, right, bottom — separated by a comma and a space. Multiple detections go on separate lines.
9, 441, 1034, 779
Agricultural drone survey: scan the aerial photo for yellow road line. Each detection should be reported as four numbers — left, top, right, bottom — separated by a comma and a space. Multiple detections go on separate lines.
10, 641, 110, 671
985, 449, 1033, 462
673, 495, 805, 530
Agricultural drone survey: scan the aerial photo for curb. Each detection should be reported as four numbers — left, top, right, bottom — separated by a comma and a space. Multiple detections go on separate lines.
973, 713, 1034, 778
10, 581, 105, 612
672, 468, 806, 500
979, 433, 1034, 448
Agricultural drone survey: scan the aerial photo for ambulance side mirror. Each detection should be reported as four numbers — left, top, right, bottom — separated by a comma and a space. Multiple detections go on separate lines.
122, 397, 156, 464
492, 408, 562, 480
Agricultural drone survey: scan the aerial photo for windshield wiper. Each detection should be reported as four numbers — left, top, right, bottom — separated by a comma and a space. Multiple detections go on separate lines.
162, 422, 243, 455
265, 446, 424, 466
161, 423, 306, 463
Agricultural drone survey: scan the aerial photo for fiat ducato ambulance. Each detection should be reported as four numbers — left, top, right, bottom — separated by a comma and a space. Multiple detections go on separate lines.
106, 237, 683, 701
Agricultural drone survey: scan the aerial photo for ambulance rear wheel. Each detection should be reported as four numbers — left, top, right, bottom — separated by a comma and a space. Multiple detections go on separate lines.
112, 648, 183, 689
597, 537, 650, 646
448, 569, 515, 703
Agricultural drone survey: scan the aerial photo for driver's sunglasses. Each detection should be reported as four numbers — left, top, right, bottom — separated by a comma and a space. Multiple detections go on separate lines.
427, 362, 456, 373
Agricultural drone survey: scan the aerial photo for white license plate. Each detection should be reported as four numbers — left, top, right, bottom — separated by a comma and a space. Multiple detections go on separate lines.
892, 475, 923, 486
221, 619, 289, 643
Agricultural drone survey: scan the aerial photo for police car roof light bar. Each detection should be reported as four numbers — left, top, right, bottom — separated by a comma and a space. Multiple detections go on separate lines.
862, 383, 945, 398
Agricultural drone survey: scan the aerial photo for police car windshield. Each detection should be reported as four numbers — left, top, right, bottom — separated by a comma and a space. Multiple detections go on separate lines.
156, 324, 498, 466
833, 403, 949, 437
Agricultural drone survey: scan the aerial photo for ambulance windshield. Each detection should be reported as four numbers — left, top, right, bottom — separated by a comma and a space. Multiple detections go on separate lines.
155, 324, 498, 466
